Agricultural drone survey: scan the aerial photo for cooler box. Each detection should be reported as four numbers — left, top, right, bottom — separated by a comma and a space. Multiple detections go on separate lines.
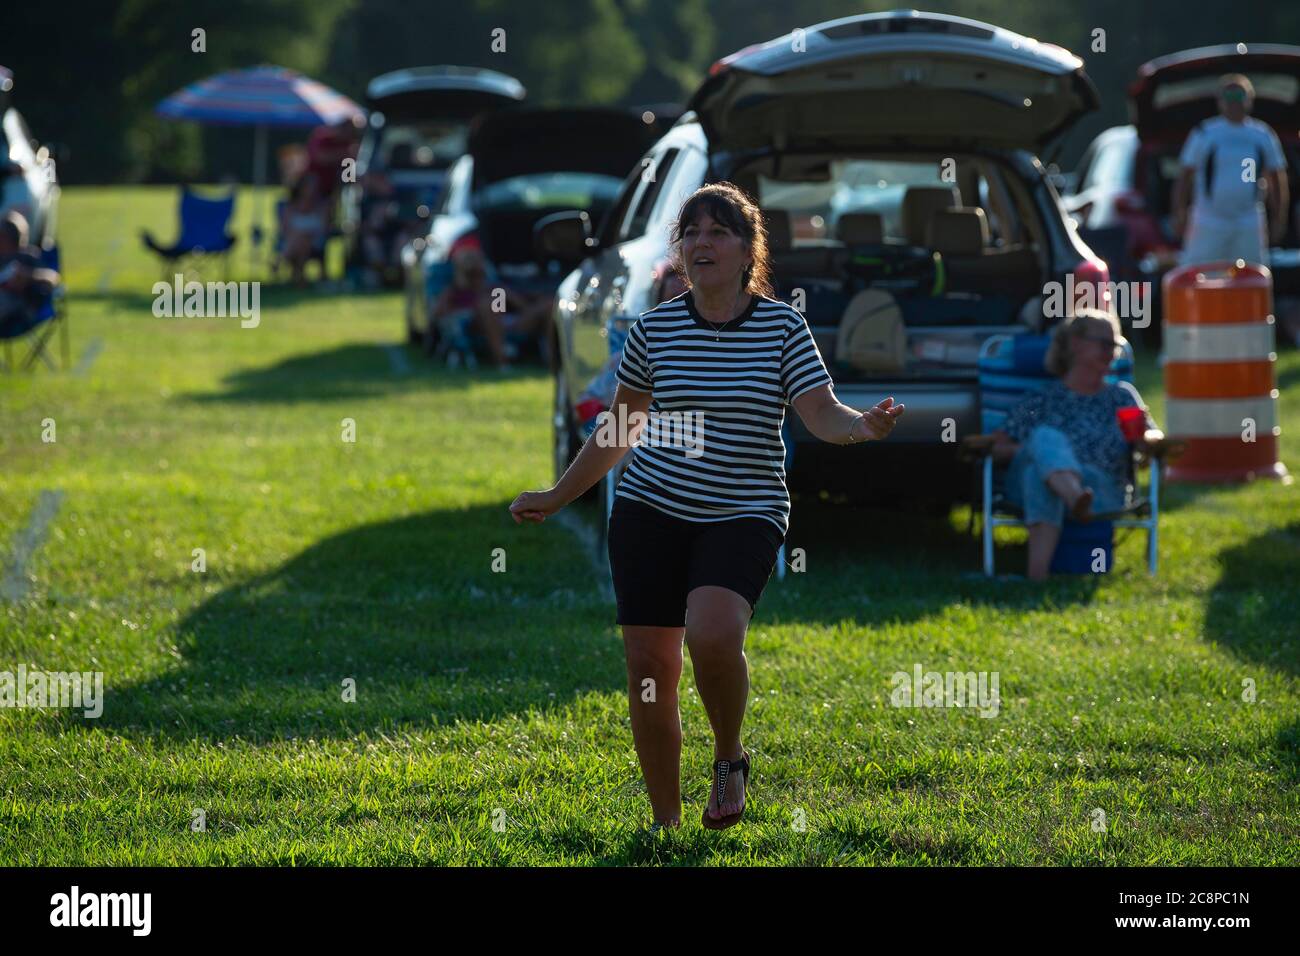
1049, 519, 1114, 575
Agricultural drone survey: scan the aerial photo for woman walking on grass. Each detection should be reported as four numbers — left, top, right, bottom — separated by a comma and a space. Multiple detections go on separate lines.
510, 183, 904, 831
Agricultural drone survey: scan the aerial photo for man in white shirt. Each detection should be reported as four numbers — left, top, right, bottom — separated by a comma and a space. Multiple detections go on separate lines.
1172, 74, 1289, 268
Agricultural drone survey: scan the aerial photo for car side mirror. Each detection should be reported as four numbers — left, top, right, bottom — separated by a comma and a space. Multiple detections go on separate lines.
534, 210, 594, 264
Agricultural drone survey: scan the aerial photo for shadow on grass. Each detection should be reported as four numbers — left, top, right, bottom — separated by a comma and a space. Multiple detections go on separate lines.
767, 494, 1103, 625
1273, 719, 1300, 784
1154, 477, 1254, 514
91, 501, 619, 742
79, 491, 1103, 745
1203, 521, 1300, 680
70, 280, 381, 314
178, 343, 546, 404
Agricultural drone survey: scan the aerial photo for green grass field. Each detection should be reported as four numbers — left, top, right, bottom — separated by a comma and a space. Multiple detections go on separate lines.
1, 186, 1297, 865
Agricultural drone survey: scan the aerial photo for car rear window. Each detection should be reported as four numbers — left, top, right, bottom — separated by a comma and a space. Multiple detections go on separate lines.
374, 122, 466, 171
475, 172, 622, 211
756, 157, 1027, 246
759, 159, 950, 242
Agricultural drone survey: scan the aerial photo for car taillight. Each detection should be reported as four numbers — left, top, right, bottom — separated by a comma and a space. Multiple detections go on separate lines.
575, 398, 605, 423
1072, 257, 1112, 312
448, 232, 481, 262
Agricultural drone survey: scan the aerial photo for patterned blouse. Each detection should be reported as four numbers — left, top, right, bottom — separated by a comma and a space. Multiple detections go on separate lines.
1002, 380, 1156, 492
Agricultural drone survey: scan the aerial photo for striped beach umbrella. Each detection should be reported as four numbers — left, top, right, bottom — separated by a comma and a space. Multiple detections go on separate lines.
156, 65, 362, 128
156, 66, 364, 263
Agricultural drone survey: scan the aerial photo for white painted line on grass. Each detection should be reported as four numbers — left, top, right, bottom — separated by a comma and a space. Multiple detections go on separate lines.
1, 490, 65, 600
73, 338, 104, 377
384, 345, 411, 376
553, 509, 614, 604
95, 237, 124, 293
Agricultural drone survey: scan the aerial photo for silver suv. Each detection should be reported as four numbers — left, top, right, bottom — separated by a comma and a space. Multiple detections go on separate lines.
542, 9, 1107, 512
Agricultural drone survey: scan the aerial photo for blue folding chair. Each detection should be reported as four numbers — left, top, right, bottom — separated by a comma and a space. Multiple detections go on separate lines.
965, 332, 1164, 576
1, 244, 68, 373
141, 187, 237, 279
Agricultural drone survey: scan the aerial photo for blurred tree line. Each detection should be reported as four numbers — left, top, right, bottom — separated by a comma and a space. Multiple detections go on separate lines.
4, 0, 1298, 184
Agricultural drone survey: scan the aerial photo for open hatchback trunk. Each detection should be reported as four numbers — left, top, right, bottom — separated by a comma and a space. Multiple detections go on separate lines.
1129, 44, 1300, 144
365, 65, 525, 122
467, 107, 663, 275
689, 9, 1098, 156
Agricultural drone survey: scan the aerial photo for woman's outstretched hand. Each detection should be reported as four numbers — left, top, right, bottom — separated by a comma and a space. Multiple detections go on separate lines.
852, 396, 905, 441
510, 488, 564, 524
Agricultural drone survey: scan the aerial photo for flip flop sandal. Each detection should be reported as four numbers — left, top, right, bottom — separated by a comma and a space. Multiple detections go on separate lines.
701, 750, 750, 830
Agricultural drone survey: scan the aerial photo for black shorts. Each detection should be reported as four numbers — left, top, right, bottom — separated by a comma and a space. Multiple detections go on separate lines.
606, 495, 785, 628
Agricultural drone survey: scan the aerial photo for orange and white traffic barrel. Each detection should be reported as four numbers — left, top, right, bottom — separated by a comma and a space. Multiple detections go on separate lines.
1162, 260, 1286, 482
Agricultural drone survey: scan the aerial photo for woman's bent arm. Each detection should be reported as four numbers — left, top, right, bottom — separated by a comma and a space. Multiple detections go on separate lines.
510, 382, 653, 523
792, 384, 903, 444
553, 383, 653, 504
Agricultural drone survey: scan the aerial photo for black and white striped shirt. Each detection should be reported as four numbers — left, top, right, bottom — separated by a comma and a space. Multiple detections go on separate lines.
613, 289, 833, 536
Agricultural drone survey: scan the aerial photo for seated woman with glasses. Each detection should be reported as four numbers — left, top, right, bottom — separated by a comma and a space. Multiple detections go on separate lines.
990, 309, 1163, 580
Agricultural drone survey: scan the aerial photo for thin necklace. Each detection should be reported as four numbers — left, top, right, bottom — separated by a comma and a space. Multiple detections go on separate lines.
700, 292, 748, 341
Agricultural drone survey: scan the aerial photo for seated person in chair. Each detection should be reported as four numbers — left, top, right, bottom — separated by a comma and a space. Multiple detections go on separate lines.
280, 173, 330, 287
991, 309, 1163, 580
430, 240, 552, 369
0, 212, 59, 336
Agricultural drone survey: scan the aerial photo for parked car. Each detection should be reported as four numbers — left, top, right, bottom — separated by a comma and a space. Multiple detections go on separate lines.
1, 65, 60, 248
400, 106, 668, 355
341, 65, 525, 286
542, 9, 1106, 514
1062, 45, 1300, 342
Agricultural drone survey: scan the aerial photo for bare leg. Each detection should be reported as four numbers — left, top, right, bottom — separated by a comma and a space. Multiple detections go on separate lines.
472, 300, 508, 366
1046, 469, 1093, 521
1026, 522, 1062, 581
285, 234, 311, 287
685, 585, 752, 820
621, 624, 686, 827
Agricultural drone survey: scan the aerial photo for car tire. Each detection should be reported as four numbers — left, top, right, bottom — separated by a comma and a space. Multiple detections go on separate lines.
554, 370, 602, 506
404, 289, 423, 347
553, 370, 577, 478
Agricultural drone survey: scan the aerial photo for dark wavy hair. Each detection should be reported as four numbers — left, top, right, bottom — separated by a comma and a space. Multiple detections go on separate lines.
668, 182, 774, 299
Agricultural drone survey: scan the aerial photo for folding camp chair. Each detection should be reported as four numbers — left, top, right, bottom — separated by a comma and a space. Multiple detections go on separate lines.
1, 244, 68, 373
962, 332, 1173, 576
141, 187, 237, 280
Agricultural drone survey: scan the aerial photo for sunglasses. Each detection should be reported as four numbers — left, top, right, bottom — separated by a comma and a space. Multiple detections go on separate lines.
1221, 88, 1248, 103
1081, 334, 1118, 349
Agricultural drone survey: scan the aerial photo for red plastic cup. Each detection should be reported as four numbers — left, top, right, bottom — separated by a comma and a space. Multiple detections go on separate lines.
1116, 406, 1145, 442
